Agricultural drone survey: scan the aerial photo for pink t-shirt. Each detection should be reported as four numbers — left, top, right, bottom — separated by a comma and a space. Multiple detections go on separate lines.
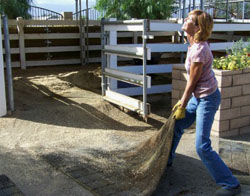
185, 41, 218, 98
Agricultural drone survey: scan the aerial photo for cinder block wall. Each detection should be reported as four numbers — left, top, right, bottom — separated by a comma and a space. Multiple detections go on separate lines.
172, 64, 250, 138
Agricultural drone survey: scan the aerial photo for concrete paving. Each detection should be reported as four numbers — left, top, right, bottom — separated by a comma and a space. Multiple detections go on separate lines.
219, 134, 250, 195
219, 139, 250, 175
1, 129, 249, 196
0, 149, 95, 196
153, 130, 250, 196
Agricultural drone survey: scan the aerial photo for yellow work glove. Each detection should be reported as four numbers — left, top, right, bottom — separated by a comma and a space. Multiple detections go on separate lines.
172, 100, 186, 120
172, 100, 182, 112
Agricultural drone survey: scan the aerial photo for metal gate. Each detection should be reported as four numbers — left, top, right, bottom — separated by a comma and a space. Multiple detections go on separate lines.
101, 19, 152, 121
101, 18, 250, 121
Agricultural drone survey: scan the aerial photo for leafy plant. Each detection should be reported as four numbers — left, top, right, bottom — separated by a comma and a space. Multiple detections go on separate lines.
213, 39, 250, 70
0, 0, 33, 19
95, 0, 176, 20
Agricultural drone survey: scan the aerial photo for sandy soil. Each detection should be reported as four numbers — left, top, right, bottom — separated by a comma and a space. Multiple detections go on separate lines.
1, 64, 176, 196
4, 64, 248, 196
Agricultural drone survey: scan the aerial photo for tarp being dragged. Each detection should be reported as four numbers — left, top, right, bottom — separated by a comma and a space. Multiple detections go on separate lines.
118, 112, 176, 196
42, 112, 175, 196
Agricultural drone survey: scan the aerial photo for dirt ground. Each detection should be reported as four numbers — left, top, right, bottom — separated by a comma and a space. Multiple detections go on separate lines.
0, 64, 247, 196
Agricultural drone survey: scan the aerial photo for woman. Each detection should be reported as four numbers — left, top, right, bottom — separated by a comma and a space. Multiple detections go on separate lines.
169, 10, 241, 196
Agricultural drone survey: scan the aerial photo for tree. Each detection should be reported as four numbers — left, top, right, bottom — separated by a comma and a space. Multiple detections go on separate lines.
95, 0, 176, 20
0, 0, 33, 19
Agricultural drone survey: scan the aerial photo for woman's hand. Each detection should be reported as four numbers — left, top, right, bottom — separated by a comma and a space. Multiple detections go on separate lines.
172, 100, 186, 120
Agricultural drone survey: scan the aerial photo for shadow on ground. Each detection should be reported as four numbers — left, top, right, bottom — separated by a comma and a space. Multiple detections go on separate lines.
4, 65, 249, 196
40, 149, 217, 196
10, 65, 171, 132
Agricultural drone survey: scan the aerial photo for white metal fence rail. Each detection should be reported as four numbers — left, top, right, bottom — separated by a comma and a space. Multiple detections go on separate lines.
101, 19, 250, 120
2, 18, 249, 70
102, 19, 152, 121
3, 19, 177, 69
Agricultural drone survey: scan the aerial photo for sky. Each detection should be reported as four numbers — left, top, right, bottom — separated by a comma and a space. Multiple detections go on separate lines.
33, 0, 97, 14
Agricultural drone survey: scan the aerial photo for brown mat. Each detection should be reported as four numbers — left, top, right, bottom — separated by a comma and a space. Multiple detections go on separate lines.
42, 113, 175, 196
116, 112, 175, 195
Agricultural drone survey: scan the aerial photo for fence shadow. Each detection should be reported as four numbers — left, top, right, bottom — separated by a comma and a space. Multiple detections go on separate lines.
8, 65, 172, 131
10, 76, 156, 132
40, 149, 220, 196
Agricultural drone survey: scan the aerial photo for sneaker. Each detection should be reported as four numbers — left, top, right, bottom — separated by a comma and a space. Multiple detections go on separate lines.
215, 185, 241, 196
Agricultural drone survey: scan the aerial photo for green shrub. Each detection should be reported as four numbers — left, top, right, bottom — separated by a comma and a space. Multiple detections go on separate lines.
213, 39, 250, 70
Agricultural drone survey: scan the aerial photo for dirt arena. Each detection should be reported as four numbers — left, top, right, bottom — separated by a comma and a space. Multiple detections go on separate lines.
1, 64, 248, 196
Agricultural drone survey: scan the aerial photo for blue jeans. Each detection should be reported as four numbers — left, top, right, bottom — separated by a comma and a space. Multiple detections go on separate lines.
168, 88, 239, 189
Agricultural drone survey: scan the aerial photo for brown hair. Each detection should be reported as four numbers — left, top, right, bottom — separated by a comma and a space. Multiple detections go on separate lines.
189, 10, 213, 42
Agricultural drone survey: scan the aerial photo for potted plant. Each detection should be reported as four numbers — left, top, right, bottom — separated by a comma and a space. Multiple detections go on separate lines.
213, 39, 250, 71
210, 39, 250, 137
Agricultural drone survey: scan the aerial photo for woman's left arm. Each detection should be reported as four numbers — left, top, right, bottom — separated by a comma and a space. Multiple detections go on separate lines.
180, 62, 203, 108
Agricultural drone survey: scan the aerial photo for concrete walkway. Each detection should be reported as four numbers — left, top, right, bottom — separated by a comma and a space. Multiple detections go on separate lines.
1, 131, 249, 196
153, 130, 250, 196
220, 135, 250, 176
1, 125, 250, 196
0, 149, 95, 196
219, 134, 250, 195
1, 129, 249, 196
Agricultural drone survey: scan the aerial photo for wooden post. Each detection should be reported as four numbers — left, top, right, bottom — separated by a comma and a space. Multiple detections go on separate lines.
61, 12, 73, 20
17, 17, 26, 69
0, 18, 7, 117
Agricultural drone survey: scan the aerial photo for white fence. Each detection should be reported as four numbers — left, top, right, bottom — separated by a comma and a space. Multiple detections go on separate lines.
102, 19, 250, 119
3, 18, 250, 69
2, 18, 249, 70
3, 19, 177, 69
4, 19, 102, 69
1, 18, 249, 118
104, 20, 250, 95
